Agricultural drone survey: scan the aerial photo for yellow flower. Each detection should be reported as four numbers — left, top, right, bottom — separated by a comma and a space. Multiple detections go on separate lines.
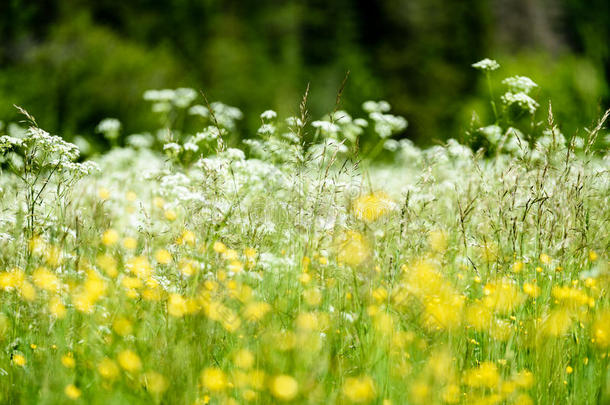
303, 288, 323, 306
142, 371, 168, 394
163, 208, 177, 221
482, 278, 525, 314
512, 261, 524, 273
270, 375, 299, 401
153, 196, 165, 209
213, 241, 227, 253
539, 253, 551, 265
463, 362, 500, 388
335, 230, 370, 267
49, 296, 67, 318
168, 294, 188, 317
588, 250, 598, 261
523, 282, 540, 298
513, 370, 534, 389
61, 353, 76, 368
592, 311, 610, 348
566, 366, 573, 374
32, 267, 60, 291
64, 384, 81, 400
155, 249, 172, 265
97, 254, 118, 278
118, 349, 142, 373
243, 302, 271, 322
98, 187, 111, 200
123, 237, 138, 250
126, 191, 137, 202
352, 191, 395, 222
234, 349, 255, 369
201, 367, 227, 392
102, 229, 119, 246
428, 230, 448, 253
98, 358, 120, 379
342, 376, 376, 403
12, 354, 26, 366
180, 230, 196, 246
113, 317, 133, 336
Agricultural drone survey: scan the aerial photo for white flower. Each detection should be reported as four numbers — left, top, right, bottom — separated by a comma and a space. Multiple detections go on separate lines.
501, 92, 539, 114
260, 110, 277, 120
472, 58, 500, 72
96, 118, 121, 140
312, 120, 340, 134
184, 142, 199, 152
502, 76, 538, 94
257, 124, 276, 136
362, 100, 391, 114
189, 105, 209, 117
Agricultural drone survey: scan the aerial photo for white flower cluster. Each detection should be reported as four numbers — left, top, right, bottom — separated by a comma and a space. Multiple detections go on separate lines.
144, 88, 198, 110
471, 58, 500, 72
502, 76, 538, 94
501, 92, 539, 115
96, 118, 122, 140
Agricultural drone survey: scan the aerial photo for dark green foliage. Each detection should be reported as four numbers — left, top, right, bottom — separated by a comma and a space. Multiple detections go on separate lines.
0, 0, 608, 149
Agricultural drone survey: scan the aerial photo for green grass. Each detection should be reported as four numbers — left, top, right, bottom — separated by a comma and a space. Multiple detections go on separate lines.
0, 63, 609, 404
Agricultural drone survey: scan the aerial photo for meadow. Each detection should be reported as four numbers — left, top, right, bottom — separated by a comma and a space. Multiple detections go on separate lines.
0, 60, 608, 404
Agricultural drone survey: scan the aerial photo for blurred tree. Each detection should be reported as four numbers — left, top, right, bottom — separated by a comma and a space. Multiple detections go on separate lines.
0, 0, 607, 149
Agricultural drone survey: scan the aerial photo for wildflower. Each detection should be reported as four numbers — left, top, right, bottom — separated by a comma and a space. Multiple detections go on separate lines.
502, 76, 538, 94
123, 237, 138, 250
98, 358, 120, 380
64, 384, 81, 400
523, 282, 540, 298
213, 241, 227, 254
234, 349, 255, 369
98, 187, 111, 200
155, 249, 172, 264
113, 317, 133, 336
142, 371, 168, 394
164, 209, 177, 221
260, 110, 277, 120
32, 267, 60, 291
118, 350, 142, 373
243, 302, 271, 322
472, 58, 500, 72
125, 191, 137, 202
270, 375, 299, 401
303, 288, 323, 306
592, 311, 610, 348
335, 230, 370, 267
566, 366, 573, 374
201, 367, 227, 392
463, 362, 500, 388
588, 251, 598, 261
428, 230, 448, 253
179, 259, 197, 277
342, 376, 376, 403
168, 294, 188, 317
97, 254, 118, 278
352, 191, 395, 222
102, 229, 119, 246
49, 296, 67, 318
61, 353, 76, 368
539, 253, 551, 265
512, 261, 524, 273
12, 354, 26, 366
512, 370, 534, 388
482, 279, 525, 314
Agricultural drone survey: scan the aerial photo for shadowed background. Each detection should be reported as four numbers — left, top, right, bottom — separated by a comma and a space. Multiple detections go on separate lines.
0, 0, 608, 150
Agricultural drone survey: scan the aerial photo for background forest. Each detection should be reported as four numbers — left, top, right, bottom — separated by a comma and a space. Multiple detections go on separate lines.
0, 0, 608, 150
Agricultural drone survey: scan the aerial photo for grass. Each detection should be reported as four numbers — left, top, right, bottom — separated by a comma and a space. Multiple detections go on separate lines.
0, 61, 608, 404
